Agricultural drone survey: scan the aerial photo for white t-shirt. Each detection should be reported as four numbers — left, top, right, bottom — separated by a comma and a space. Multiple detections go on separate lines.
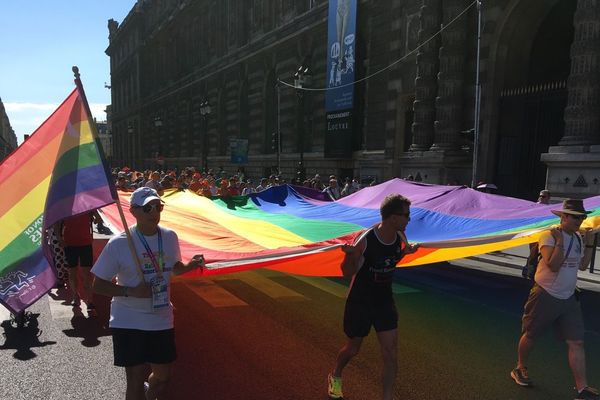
535, 230, 582, 299
91, 225, 182, 330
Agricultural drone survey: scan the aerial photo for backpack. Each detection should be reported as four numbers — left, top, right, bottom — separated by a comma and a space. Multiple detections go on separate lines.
522, 233, 582, 280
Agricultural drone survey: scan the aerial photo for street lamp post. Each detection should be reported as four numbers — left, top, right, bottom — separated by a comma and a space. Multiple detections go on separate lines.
127, 124, 134, 167
200, 100, 211, 172
272, 80, 282, 176
294, 65, 311, 182
154, 116, 163, 170
471, 0, 482, 189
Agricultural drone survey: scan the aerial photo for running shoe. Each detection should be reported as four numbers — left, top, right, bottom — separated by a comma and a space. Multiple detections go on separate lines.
327, 373, 343, 399
575, 386, 599, 400
510, 367, 532, 387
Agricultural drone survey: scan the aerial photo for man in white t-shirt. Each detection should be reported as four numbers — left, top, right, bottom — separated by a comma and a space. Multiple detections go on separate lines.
92, 187, 205, 400
510, 199, 597, 400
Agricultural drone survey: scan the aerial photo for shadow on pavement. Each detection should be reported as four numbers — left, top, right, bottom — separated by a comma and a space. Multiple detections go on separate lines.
47, 285, 73, 306
62, 295, 112, 347
0, 312, 56, 360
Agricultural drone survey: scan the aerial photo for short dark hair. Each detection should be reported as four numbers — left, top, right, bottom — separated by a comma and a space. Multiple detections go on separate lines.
380, 194, 411, 220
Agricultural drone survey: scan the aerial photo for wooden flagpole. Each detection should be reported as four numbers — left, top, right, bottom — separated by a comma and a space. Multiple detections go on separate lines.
72, 66, 145, 280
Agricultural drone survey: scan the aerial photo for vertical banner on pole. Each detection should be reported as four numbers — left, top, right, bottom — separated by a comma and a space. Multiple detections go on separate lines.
325, 0, 357, 158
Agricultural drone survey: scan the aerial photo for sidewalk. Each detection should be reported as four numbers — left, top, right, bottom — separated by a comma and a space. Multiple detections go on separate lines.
450, 244, 600, 292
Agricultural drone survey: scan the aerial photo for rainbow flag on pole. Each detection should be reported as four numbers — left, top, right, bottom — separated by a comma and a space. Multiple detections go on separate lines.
0, 86, 115, 313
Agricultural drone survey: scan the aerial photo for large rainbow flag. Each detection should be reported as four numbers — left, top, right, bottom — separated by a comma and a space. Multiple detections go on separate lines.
0, 87, 114, 313
100, 180, 600, 278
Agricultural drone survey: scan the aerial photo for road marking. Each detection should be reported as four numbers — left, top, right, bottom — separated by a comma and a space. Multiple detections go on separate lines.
213, 270, 306, 300
392, 283, 420, 295
47, 290, 76, 319
261, 270, 420, 297
183, 280, 248, 307
290, 276, 348, 298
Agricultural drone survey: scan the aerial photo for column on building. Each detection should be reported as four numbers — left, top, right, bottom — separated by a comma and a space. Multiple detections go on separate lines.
410, 0, 442, 151
431, 0, 469, 151
561, 0, 600, 146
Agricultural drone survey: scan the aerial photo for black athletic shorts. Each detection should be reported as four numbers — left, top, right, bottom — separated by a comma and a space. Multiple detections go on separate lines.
343, 300, 398, 338
64, 245, 93, 268
112, 328, 177, 367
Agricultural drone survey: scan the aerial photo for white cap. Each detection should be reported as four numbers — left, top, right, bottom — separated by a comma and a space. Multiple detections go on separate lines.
130, 187, 162, 207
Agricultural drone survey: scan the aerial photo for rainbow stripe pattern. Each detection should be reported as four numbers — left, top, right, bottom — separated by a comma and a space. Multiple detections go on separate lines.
0, 88, 114, 313
101, 180, 600, 278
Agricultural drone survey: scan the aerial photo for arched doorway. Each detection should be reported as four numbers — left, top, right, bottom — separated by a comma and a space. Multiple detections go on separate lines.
492, 0, 575, 200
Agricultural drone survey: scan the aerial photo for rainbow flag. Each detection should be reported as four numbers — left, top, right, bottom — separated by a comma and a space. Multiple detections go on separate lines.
0, 87, 115, 313
100, 180, 600, 278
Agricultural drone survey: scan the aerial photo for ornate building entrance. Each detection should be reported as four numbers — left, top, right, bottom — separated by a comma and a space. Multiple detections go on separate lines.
494, 0, 575, 199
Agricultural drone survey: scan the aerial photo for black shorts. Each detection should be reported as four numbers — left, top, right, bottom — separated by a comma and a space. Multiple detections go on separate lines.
343, 300, 398, 338
112, 328, 177, 367
64, 245, 93, 268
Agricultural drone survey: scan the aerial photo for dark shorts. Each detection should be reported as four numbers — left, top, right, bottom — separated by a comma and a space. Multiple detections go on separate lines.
64, 245, 93, 268
112, 328, 177, 367
522, 284, 584, 341
343, 300, 398, 338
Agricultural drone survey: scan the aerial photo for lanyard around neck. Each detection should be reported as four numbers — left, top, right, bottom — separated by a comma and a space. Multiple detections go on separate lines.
135, 226, 164, 277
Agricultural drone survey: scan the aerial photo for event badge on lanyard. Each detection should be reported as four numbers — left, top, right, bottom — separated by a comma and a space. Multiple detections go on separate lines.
136, 227, 169, 310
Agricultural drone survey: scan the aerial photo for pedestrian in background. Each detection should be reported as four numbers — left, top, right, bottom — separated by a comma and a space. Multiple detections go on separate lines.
60, 212, 97, 317
537, 189, 550, 204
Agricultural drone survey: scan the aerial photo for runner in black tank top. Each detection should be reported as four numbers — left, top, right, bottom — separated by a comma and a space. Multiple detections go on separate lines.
347, 228, 403, 305
327, 194, 420, 400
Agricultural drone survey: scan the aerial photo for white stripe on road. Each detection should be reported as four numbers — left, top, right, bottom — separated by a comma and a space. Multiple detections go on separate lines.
290, 275, 349, 298
392, 283, 420, 295
261, 270, 421, 298
183, 280, 248, 307
213, 270, 306, 300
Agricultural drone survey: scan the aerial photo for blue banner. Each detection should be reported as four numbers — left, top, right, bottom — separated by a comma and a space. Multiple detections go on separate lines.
325, 0, 356, 112
230, 138, 248, 164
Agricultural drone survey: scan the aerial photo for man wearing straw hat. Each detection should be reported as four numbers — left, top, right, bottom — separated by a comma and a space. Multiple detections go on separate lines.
510, 199, 598, 399
91, 187, 205, 400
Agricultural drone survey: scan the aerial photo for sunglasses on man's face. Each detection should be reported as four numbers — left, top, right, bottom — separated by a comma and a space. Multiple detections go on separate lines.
567, 214, 586, 221
393, 212, 410, 218
138, 203, 164, 213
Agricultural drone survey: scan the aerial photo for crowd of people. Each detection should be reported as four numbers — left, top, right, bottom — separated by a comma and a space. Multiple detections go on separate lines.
112, 166, 365, 201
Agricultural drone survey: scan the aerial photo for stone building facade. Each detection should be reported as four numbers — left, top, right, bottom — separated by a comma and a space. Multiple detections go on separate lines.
107, 0, 597, 200
0, 98, 17, 161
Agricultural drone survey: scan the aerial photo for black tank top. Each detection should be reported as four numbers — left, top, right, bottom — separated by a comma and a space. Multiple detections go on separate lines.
347, 228, 404, 304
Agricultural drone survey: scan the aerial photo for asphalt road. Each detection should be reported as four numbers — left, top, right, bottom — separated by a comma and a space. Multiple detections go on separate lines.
1, 263, 599, 400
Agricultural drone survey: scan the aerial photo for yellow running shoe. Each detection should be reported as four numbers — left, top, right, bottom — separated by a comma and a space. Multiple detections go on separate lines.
327, 373, 343, 399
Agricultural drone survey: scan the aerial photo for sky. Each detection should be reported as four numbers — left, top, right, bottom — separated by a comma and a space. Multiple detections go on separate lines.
0, 1, 136, 145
